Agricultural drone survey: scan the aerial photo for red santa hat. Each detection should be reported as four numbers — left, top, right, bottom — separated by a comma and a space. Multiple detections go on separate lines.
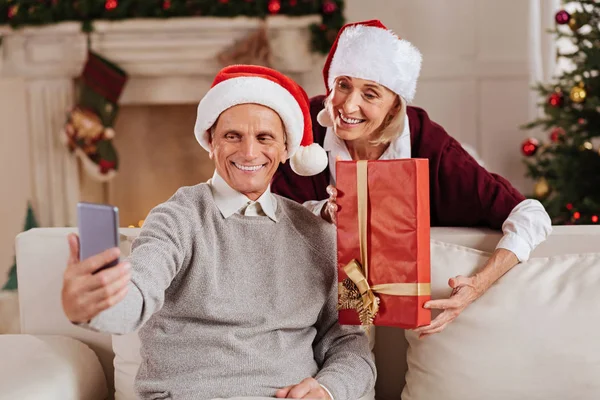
194, 65, 328, 176
317, 20, 422, 127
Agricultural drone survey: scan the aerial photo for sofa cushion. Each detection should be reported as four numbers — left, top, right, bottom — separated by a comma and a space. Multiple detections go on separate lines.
112, 331, 141, 400
403, 241, 600, 400
0, 334, 108, 400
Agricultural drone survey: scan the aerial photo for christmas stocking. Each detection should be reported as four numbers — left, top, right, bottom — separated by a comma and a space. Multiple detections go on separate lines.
62, 51, 128, 181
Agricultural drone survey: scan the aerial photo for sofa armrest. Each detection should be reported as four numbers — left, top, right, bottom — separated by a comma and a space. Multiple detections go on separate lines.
0, 334, 108, 400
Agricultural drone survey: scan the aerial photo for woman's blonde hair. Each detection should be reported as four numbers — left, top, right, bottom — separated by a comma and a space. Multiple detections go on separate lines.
323, 88, 406, 146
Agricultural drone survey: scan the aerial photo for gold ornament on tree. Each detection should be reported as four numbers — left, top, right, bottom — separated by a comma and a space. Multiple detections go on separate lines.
570, 82, 587, 103
568, 12, 590, 32
534, 178, 550, 198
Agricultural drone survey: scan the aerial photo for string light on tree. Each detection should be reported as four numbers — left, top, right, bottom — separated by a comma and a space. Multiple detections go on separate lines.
268, 0, 281, 14
573, 211, 581, 220
105, 0, 118, 10
593, 216, 599, 223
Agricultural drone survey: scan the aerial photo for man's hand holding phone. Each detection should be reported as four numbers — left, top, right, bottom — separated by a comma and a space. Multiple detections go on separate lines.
61, 233, 131, 324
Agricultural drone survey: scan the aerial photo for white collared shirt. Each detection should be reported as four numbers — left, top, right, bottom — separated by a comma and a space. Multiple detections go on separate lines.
304, 117, 552, 262
208, 170, 278, 221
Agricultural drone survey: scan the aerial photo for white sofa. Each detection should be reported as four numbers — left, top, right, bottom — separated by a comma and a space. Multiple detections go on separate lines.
4, 226, 600, 400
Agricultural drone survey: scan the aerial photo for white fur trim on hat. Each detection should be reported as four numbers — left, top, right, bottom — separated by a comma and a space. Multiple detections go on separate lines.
328, 25, 422, 103
194, 77, 303, 157
290, 143, 328, 176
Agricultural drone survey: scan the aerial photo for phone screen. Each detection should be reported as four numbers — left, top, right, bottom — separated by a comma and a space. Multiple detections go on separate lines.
77, 202, 120, 272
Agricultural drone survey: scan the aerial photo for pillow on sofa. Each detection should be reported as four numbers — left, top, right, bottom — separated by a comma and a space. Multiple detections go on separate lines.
403, 241, 600, 400
0, 334, 108, 400
112, 331, 141, 400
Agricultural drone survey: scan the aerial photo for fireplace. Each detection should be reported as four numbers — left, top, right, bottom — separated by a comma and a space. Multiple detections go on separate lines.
0, 15, 320, 227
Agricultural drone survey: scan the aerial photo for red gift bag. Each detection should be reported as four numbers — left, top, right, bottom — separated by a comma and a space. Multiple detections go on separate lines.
336, 159, 431, 329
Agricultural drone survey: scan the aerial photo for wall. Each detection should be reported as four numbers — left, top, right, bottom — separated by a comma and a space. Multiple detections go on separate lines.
342, 0, 534, 193
0, 78, 31, 286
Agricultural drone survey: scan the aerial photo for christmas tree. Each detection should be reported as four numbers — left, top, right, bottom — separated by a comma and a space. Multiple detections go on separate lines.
2, 203, 38, 291
522, 1, 600, 225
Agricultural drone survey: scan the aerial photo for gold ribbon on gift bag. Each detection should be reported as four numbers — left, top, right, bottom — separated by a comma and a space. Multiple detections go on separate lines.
338, 161, 431, 327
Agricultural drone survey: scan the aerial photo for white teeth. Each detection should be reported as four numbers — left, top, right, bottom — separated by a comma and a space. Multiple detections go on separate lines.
339, 111, 364, 124
234, 163, 264, 171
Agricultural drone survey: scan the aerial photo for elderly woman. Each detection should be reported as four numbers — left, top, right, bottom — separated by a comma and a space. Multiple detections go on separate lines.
272, 20, 552, 338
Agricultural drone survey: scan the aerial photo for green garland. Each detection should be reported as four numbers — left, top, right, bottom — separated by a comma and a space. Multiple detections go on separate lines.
0, 0, 345, 54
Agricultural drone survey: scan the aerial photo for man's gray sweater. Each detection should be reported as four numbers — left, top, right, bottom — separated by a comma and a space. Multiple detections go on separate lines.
88, 183, 375, 399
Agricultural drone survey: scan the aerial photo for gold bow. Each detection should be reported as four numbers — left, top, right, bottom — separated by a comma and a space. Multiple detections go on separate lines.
338, 161, 431, 327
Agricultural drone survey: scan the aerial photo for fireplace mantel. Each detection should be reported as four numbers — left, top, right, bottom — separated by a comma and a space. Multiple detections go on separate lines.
0, 15, 320, 226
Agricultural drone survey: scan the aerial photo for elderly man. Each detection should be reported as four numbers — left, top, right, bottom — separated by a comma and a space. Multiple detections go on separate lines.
61, 65, 375, 400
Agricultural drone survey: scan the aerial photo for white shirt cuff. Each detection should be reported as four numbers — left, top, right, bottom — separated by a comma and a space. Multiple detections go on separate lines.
303, 199, 327, 218
496, 232, 531, 263
320, 384, 334, 400
496, 199, 552, 262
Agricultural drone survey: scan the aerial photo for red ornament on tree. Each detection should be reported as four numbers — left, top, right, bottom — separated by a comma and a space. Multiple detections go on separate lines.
105, 0, 118, 10
555, 10, 570, 25
322, 0, 337, 14
162, 0, 171, 10
550, 127, 565, 142
592, 216, 599, 223
219, 0, 229, 4
548, 91, 564, 107
566, 203, 573, 211
7, 5, 18, 19
521, 138, 540, 157
573, 211, 581, 220
268, 0, 281, 14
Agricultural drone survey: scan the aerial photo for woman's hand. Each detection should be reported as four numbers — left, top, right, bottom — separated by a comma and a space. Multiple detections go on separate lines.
320, 185, 338, 225
413, 248, 519, 339
413, 275, 483, 339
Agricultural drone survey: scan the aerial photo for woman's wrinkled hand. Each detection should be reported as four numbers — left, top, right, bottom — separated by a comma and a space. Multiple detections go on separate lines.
413, 275, 484, 339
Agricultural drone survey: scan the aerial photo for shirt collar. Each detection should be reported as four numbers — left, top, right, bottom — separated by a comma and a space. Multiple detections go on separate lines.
208, 170, 278, 221
323, 114, 412, 183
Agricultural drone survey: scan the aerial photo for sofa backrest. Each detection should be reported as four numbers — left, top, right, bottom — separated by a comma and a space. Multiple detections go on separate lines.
15, 226, 600, 400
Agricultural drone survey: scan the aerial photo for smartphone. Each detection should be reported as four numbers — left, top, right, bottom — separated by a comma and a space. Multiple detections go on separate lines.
77, 202, 120, 273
